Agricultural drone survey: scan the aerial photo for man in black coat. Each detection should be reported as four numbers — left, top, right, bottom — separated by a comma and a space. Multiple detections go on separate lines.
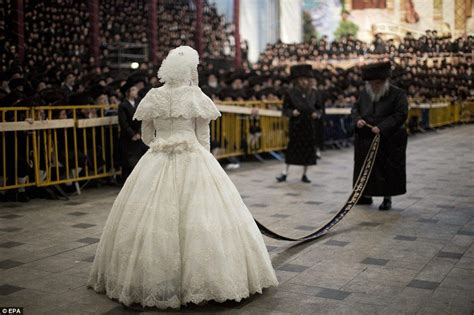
352, 61, 408, 210
61, 71, 75, 96
118, 81, 147, 182
276, 64, 324, 183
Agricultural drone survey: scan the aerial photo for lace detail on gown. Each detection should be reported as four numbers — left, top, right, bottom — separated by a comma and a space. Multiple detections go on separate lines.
133, 85, 221, 121
89, 272, 277, 309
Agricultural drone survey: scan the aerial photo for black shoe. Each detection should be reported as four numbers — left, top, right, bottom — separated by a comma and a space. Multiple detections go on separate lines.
356, 196, 373, 205
276, 174, 287, 182
379, 199, 392, 211
17, 192, 30, 202
301, 175, 311, 183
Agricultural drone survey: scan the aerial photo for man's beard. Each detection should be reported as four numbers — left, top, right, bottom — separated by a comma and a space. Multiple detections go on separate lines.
366, 80, 390, 102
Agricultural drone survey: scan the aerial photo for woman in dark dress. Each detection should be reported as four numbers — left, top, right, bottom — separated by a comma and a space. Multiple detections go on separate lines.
276, 65, 324, 183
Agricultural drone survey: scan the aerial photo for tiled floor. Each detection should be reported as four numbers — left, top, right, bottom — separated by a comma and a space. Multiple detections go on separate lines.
1, 125, 473, 314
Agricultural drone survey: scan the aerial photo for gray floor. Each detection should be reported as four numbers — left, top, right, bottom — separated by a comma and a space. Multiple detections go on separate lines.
1, 125, 473, 314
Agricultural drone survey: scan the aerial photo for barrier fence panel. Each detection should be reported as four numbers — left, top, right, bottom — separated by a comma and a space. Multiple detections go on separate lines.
1, 100, 472, 191
410, 100, 474, 128
0, 107, 36, 191
0, 105, 120, 191
460, 100, 474, 123
211, 105, 288, 158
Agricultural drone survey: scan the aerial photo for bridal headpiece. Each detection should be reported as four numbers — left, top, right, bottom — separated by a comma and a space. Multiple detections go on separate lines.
157, 45, 199, 86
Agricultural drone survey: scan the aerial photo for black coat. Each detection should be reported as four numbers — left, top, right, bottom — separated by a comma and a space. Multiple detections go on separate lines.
314, 92, 326, 149
118, 100, 147, 179
118, 100, 141, 140
351, 84, 408, 196
282, 87, 324, 166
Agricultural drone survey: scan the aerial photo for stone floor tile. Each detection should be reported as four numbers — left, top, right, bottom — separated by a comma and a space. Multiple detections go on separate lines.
0, 260, 25, 270
407, 279, 440, 290
0, 125, 472, 313
360, 257, 389, 266
315, 288, 351, 300
277, 263, 310, 273
437, 251, 463, 259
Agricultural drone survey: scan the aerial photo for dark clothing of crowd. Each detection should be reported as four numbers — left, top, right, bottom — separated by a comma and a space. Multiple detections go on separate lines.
199, 33, 473, 105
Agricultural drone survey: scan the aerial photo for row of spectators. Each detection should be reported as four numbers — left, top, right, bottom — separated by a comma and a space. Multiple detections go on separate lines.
198, 30, 473, 104
199, 54, 473, 106
258, 31, 474, 67
1, 0, 234, 94
1, 0, 473, 110
1, 52, 472, 114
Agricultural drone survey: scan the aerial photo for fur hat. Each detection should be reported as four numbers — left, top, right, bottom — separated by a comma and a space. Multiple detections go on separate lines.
157, 46, 199, 85
361, 61, 392, 81
290, 64, 313, 80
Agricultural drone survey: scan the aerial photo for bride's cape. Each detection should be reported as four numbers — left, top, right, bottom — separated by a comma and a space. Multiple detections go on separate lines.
133, 85, 221, 121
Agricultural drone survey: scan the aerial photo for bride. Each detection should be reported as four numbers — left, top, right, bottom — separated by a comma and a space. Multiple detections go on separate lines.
87, 46, 278, 309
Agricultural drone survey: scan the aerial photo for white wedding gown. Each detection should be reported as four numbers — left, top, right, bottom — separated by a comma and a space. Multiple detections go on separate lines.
87, 85, 278, 308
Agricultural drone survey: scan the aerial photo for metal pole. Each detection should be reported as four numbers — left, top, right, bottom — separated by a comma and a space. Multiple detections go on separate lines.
233, 0, 241, 68
15, 0, 25, 64
195, 0, 204, 56
89, 0, 100, 66
150, 0, 158, 64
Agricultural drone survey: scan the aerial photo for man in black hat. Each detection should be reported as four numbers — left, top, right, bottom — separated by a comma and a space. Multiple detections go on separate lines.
220, 72, 248, 100
276, 64, 324, 183
201, 73, 221, 100
118, 80, 147, 182
61, 71, 76, 96
352, 61, 408, 210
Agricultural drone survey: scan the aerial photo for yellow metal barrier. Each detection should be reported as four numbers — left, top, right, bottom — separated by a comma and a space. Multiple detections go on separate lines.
0, 103, 287, 191
428, 103, 452, 128
1, 105, 120, 191
451, 101, 461, 123
411, 100, 474, 129
460, 100, 474, 123
1, 99, 473, 191
211, 104, 288, 158
0, 107, 36, 190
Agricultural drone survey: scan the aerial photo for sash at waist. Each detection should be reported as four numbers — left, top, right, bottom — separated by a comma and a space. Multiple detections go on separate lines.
148, 135, 199, 154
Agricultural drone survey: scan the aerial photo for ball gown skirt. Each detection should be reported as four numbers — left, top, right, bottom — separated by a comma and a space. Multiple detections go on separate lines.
86, 139, 278, 309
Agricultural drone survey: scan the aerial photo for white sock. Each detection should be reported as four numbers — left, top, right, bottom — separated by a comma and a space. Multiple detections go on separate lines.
282, 165, 289, 175
18, 176, 28, 192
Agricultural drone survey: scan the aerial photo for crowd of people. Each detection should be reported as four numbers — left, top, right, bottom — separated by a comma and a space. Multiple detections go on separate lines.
2, 0, 472, 110
1, 0, 473, 201
198, 32, 473, 105
259, 31, 473, 66
100, 0, 235, 62
0, 0, 235, 107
